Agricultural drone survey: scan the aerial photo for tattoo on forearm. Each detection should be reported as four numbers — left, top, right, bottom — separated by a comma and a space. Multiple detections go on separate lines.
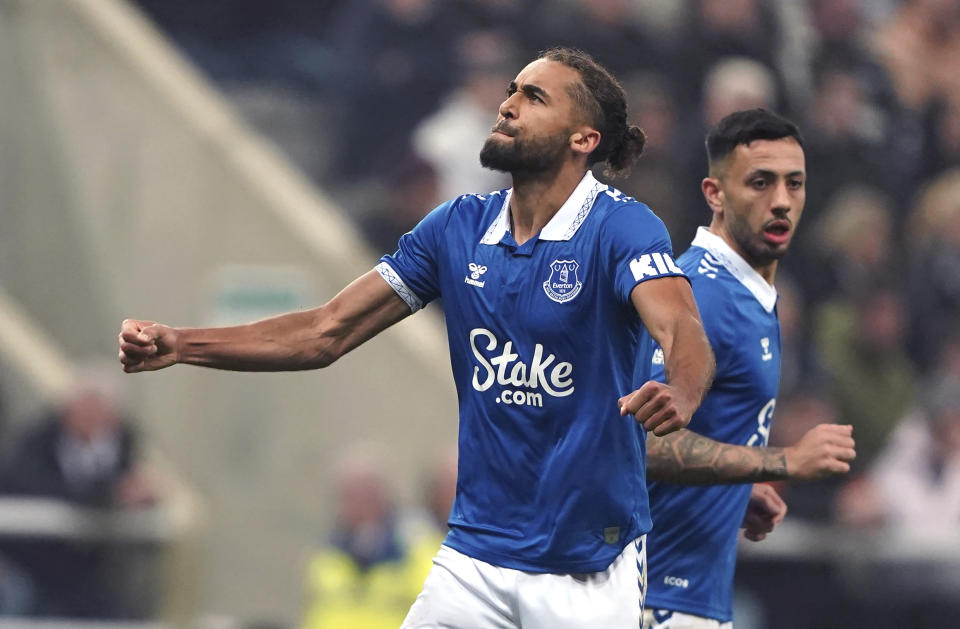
646, 430, 788, 484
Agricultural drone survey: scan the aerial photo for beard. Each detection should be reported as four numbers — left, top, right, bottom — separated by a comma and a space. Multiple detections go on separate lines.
479, 128, 571, 175
726, 209, 788, 267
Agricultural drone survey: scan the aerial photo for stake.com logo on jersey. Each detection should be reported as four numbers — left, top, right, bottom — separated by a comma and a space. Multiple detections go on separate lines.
469, 328, 573, 408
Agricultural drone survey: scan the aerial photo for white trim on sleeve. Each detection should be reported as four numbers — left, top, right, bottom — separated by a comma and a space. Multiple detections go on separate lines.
375, 262, 424, 313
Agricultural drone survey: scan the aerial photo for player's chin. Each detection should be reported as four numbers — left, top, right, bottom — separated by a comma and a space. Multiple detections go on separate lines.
759, 235, 793, 257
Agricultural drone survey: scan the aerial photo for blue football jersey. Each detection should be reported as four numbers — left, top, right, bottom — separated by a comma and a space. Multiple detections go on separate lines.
644, 227, 781, 621
377, 172, 685, 573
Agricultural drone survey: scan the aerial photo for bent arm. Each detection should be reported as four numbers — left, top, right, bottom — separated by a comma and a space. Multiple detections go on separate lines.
630, 276, 715, 422
646, 429, 787, 484
176, 270, 412, 371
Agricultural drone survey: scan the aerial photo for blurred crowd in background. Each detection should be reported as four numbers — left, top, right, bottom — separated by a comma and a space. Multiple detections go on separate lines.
3, 0, 959, 626
131, 0, 960, 534
0, 367, 159, 619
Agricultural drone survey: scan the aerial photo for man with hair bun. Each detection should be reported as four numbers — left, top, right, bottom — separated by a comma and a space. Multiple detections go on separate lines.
119, 47, 714, 627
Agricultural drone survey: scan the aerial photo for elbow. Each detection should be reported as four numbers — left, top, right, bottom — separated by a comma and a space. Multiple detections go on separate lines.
301, 309, 344, 370
311, 349, 338, 369
305, 339, 342, 369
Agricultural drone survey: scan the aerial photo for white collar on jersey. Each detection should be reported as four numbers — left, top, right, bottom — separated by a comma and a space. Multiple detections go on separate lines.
480, 171, 604, 244
691, 226, 778, 313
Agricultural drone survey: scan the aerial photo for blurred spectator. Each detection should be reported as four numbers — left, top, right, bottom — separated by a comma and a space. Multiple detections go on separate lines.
445, 0, 542, 54
673, 57, 779, 235
808, 0, 903, 120
359, 151, 440, 256
1, 373, 153, 508
836, 373, 960, 532
774, 272, 827, 399
0, 367, 156, 618
815, 285, 917, 470
800, 185, 897, 303
905, 168, 960, 371
301, 446, 428, 629
873, 0, 960, 114
802, 64, 910, 215
529, 0, 661, 78
612, 73, 697, 244
701, 57, 779, 129
321, 0, 459, 182
673, 0, 782, 107
921, 97, 960, 178
415, 449, 457, 536
412, 30, 514, 202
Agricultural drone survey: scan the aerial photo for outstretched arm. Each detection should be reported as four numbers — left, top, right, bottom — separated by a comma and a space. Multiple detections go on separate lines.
619, 276, 715, 435
119, 270, 412, 373
646, 423, 856, 484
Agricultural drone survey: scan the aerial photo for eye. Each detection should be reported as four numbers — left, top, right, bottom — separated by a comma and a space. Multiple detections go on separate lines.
750, 179, 768, 190
787, 179, 804, 190
529, 93, 543, 103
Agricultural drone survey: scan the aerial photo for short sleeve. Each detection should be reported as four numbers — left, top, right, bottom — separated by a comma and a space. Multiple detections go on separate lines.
376, 200, 453, 312
601, 202, 687, 305
648, 275, 735, 382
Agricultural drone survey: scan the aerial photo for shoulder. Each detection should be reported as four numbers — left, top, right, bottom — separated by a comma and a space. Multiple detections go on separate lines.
410, 189, 507, 237
594, 186, 662, 223
681, 248, 733, 291
452, 188, 509, 212
449, 189, 510, 225
594, 188, 671, 243
680, 248, 741, 333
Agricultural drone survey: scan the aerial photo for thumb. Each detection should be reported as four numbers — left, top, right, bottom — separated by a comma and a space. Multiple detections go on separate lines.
140, 324, 165, 343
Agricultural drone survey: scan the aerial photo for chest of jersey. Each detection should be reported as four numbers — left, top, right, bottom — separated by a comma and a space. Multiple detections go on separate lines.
708, 304, 780, 447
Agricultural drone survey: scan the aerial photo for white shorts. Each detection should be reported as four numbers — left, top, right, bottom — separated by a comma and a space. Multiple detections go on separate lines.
402, 536, 647, 629
643, 608, 732, 629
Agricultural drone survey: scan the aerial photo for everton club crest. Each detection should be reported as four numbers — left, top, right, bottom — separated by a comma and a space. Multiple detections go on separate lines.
543, 259, 583, 303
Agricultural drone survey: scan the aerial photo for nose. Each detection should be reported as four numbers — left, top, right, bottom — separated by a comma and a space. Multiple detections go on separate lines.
498, 93, 519, 120
772, 181, 791, 214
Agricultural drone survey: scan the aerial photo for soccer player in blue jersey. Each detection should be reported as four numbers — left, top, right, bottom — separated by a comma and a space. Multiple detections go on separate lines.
639, 109, 857, 629
119, 48, 714, 628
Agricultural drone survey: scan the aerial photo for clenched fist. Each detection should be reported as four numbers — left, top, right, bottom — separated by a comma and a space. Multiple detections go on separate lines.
118, 319, 180, 373
741, 483, 787, 542
618, 381, 696, 436
784, 423, 856, 480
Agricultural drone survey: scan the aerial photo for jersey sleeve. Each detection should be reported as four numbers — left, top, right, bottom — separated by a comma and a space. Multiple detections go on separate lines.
602, 201, 687, 305
375, 200, 453, 312
649, 274, 735, 383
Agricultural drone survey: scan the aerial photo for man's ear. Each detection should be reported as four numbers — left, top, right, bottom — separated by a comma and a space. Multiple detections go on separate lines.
702, 177, 724, 217
570, 127, 601, 157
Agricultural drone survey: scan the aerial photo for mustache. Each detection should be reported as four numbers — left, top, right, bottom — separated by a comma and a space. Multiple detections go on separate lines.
491, 121, 517, 137
764, 212, 792, 229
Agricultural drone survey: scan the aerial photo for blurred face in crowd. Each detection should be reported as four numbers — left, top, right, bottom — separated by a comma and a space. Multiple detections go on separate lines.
931, 406, 960, 458
336, 462, 390, 529
62, 389, 120, 443
858, 290, 906, 352
703, 137, 806, 278
480, 59, 596, 175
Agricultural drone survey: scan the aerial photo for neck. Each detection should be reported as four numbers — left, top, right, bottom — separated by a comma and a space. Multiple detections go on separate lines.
708, 222, 778, 285
509, 164, 587, 245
